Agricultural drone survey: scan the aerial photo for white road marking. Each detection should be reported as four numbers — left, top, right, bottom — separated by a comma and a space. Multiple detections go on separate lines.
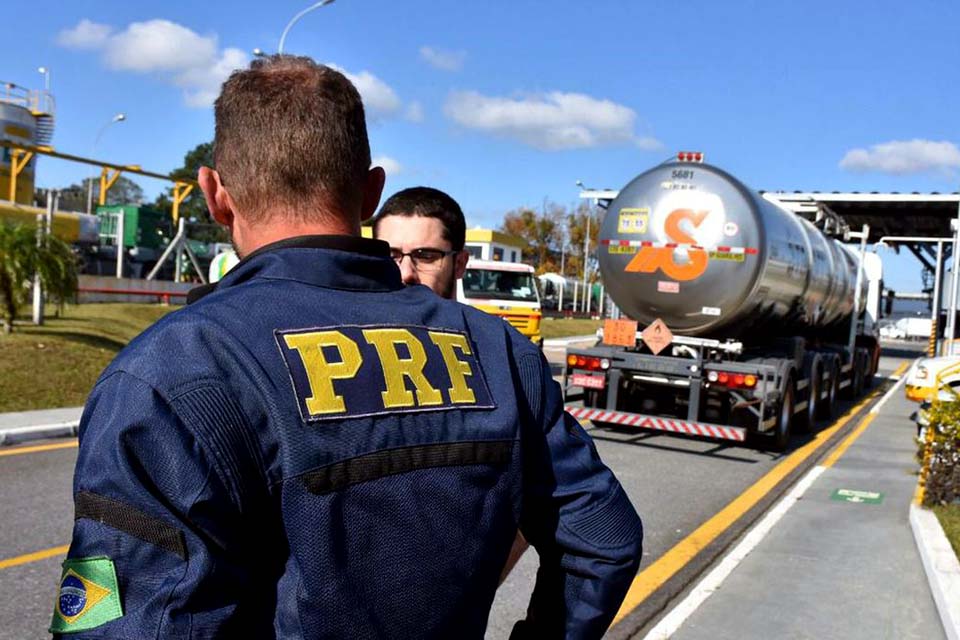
870, 364, 914, 415
642, 465, 826, 640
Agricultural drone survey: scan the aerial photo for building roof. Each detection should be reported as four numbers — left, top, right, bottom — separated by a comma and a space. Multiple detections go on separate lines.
465, 228, 526, 249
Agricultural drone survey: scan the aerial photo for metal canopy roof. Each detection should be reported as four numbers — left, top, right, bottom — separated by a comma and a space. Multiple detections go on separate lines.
580, 188, 960, 244
762, 192, 960, 243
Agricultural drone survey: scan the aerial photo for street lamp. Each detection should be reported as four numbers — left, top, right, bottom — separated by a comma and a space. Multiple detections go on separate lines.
37, 66, 50, 92
277, 0, 336, 54
252, 48, 268, 58
86, 113, 126, 214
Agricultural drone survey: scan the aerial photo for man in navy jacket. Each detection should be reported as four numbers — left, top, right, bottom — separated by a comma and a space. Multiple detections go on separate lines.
53, 55, 642, 639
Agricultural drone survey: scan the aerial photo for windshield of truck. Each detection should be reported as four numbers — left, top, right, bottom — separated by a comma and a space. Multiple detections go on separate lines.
462, 269, 539, 302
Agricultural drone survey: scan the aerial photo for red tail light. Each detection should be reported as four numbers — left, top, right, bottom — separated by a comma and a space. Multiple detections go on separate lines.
708, 370, 758, 389
567, 355, 610, 372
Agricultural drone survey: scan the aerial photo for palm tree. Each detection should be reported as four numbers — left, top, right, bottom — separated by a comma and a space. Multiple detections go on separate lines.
0, 223, 78, 334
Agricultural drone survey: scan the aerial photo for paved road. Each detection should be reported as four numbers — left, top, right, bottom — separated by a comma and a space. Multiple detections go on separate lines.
0, 344, 922, 639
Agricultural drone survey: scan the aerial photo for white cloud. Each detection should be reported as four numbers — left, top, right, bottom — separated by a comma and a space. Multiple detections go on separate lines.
104, 20, 217, 72
444, 90, 661, 151
419, 46, 466, 72
404, 101, 425, 123
372, 155, 402, 175
840, 139, 960, 175
176, 48, 249, 108
58, 18, 412, 117
56, 19, 112, 49
56, 18, 247, 108
335, 68, 401, 118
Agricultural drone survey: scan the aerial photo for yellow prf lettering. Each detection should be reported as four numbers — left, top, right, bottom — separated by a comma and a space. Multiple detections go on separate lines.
429, 331, 477, 404
284, 331, 362, 416
362, 328, 443, 408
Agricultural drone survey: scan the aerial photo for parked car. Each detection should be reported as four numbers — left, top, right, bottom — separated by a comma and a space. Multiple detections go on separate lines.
880, 323, 906, 340
905, 355, 960, 403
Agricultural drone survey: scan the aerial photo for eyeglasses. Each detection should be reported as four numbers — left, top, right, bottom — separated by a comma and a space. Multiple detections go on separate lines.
389, 248, 458, 272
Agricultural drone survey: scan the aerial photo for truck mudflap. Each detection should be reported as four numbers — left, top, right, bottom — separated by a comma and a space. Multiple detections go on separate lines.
565, 406, 747, 442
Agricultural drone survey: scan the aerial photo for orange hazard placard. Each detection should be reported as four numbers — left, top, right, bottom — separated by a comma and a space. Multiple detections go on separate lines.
641, 318, 673, 355
603, 319, 638, 347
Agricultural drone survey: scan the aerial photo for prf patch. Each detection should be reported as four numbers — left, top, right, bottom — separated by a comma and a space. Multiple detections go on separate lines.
276, 325, 495, 422
50, 557, 123, 634
617, 208, 649, 234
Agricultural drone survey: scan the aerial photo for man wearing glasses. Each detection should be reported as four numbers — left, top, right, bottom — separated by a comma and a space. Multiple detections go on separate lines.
373, 187, 533, 581
372, 186, 469, 300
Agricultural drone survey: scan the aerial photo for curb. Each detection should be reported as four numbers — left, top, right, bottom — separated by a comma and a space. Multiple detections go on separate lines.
0, 421, 80, 446
542, 334, 597, 347
910, 503, 960, 639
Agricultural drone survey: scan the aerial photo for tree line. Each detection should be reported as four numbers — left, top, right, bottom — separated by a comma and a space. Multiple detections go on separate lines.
498, 201, 602, 279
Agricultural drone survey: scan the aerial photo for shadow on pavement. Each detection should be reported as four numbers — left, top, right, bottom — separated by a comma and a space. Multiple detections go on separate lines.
586, 427, 772, 463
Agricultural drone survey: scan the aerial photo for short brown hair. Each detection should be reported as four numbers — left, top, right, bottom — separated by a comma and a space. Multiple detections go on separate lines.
373, 187, 466, 250
213, 55, 370, 222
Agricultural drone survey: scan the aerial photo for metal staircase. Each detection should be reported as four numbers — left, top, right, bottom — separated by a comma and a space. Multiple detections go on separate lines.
32, 111, 54, 145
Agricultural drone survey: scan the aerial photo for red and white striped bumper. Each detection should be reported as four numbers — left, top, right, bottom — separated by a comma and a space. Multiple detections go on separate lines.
565, 406, 747, 442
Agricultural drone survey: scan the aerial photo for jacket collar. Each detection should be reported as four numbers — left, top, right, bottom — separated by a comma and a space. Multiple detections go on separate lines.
187, 234, 401, 304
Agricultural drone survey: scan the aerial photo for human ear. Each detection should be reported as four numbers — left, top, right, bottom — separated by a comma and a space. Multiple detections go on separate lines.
360, 166, 386, 222
198, 167, 234, 228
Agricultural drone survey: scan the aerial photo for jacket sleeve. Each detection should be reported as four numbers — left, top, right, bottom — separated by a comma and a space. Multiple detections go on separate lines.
513, 351, 643, 639
52, 371, 275, 639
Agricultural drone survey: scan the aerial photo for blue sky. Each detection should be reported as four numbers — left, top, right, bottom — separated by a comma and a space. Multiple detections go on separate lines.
4, 0, 959, 291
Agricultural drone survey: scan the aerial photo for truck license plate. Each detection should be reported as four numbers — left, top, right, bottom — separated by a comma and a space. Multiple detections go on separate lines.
572, 374, 606, 389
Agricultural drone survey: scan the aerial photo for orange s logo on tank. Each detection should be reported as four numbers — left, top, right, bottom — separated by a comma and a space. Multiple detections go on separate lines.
625, 209, 710, 281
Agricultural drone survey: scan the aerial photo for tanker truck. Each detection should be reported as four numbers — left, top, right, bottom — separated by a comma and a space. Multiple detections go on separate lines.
563, 154, 882, 451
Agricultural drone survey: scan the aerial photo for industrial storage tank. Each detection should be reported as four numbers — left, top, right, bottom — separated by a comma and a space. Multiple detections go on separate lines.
598, 159, 866, 337
0, 81, 53, 204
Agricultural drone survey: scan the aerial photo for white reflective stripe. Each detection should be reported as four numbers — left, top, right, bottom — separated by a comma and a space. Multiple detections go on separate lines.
563, 406, 746, 441
794, 401, 808, 413
839, 380, 852, 389
796, 379, 809, 390
841, 364, 853, 372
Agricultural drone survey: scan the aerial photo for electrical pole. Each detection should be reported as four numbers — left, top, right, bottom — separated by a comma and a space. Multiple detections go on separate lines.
582, 210, 591, 313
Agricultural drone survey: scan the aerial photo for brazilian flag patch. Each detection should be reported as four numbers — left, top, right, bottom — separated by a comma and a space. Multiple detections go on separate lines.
50, 557, 123, 633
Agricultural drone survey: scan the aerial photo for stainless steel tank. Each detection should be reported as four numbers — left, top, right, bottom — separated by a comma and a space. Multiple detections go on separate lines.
598, 161, 865, 337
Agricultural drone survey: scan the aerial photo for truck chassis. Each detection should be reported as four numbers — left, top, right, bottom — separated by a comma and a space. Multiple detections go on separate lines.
563, 334, 878, 451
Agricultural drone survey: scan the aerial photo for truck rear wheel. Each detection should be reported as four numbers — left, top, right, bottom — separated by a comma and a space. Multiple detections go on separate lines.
796, 365, 820, 434
757, 376, 794, 452
818, 360, 840, 420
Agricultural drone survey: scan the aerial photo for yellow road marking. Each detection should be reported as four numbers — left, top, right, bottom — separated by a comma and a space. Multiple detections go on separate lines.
820, 362, 909, 468
612, 372, 891, 626
0, 440, 78, 458
0, 545, 69, 571
820, 413, 877, 468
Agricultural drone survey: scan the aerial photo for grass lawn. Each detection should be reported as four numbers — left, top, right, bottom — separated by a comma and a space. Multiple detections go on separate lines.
540, 318, 603, 340
0, 303, 178, 412
933, 504, 960, 559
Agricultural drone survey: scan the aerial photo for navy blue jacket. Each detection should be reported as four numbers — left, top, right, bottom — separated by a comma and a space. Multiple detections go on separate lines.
57, 236, 642, 639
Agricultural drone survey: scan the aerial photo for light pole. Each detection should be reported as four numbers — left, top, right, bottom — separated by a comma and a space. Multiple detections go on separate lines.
37, 66, 50, 92
86, 113, 126, 214
277, 0, 336, 54
576, 181, 593, 314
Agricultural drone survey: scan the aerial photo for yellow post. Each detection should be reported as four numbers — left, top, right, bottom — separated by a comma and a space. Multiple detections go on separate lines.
98, 168, 124, 206
171, 182, 194, 225
928, 318, 938, 357
8, 149, 35, 202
